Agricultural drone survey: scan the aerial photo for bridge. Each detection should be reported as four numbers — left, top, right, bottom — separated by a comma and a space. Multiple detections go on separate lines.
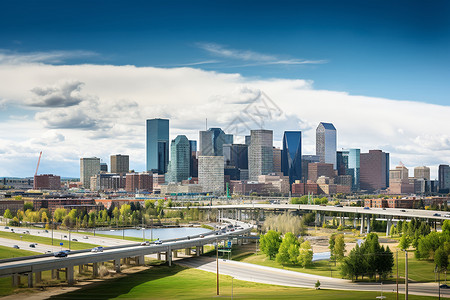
0, 223, 252, 288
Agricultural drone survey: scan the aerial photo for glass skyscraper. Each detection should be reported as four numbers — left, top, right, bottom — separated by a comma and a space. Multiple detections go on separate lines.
281, 131, 302, 185
316, 122, 337, 168
146, 118, 169, 174
249, 129, 273, 181
199, 128, 233, 156
337, 149, 360, 191
439, 164, 450, 193
166, 135, 190, 183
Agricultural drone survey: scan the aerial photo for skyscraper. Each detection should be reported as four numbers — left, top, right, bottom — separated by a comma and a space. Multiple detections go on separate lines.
146, 118, 169, 174
439, 164, 450, 193
414, 166, 431, 180
198, 156, 224, 194
110, 154, 129, 174
360, 150, 389, 192
189, 140, 198, 178
80, 157, 100, 189
273, 147, 282, 173
337, 149, 360, 191
249, 129, 273, 181
199, 128, 233, 156
166, 135, 190, 183
316, 122, 337, 168
281, 131, 302, 185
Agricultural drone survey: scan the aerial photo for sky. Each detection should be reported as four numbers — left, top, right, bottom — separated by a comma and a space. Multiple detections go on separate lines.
0, 0, 449, 179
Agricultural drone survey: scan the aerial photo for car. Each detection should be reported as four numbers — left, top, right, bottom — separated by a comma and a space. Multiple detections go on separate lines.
187, 236, 191, 240
440, 284, 450, 289
230, 229, 235, 232
200, 235, 205, 238
140, 241, 150, 246
63, 250, 71, 254
433, 213, 441, 217
91, 246, 104, 252
445, 214, 450, 218
44, 230, 48, 233
10, 229, 14, 232
54, 251, 68, 258
83, 236, 89, 239
72, 238, 78, 241
334, 204, 343, 207
45, 250, 52, 254
363, 207, 370, 210
4, 226, 9, 229
29, 244, 36, 248
382, 208, 386, 210
63, 235, 67, 238
400, 209, 406, 212
154, 240, 162, 245
12, 245, 19, 249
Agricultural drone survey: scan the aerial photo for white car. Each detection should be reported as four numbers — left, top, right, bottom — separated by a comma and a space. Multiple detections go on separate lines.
91, 246, 104, 252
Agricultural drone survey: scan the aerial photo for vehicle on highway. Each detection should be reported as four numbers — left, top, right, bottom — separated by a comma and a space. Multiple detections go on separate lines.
363, 207, 370, 210
445, 214, 450, 218
63, 235, 67, 238
72, 238, 78, 241
45, 250, 52, 254
440, 284, 450, 289
44, 230, 48, 233
4, 226, 9, 229
29, 244, 36, 248
154, 240, 162, 245
91, 246, 104, 252
433, 213, 441, 217
12, 245, 19, 249
83, 236, 89, 239
54, 251, 68, 258
63, 250, 71, 254
335, 204, 343, 207
10, 229, 14, 232
400, 210, 406, 212
140, 241, 150, 246
200, 234, 205, 238
382, 208, 386, 210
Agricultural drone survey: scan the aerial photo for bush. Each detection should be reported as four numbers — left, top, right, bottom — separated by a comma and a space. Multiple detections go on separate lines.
99, 265, 110, 277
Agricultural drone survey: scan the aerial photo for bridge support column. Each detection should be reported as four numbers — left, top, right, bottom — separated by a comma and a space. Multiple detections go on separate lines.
12, 274, 20, 287
78, 265, 83, 274
93, 263, 98, 277
386, 216, 392, 236
27, 273, 33, 288
196, 246, 201, 256
138, 255, 145, 265
166, 250, 172, 266
114, 259, 121, 273
360, 215, 365, 234
66, 266, 74, 286
56, 269, 60, 280
35, 271, 42, 284
366, 215, 371, 233
353, 217, 357, 228
157, 252, 161, 260
173, 250, 178, 258
185, 248, 191, 255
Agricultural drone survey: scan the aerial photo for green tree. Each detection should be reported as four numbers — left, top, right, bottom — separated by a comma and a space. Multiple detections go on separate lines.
276, 232, 300, 264
3, 209, 13, 219
390, 224, 396, 237
298, 240, 313, 267
434, 247, 448, 272
260, 230, 282, 259
399, 235, 410, 250
23, 202, 33, 211
334, 234, 346, 260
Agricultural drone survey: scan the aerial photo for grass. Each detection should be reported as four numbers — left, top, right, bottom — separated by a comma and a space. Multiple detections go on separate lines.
47, 264, 437, 300
0, 231, 100, 250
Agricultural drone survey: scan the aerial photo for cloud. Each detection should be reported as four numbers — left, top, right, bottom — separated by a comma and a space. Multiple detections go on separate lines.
35, 103, 102, 130
197, 42, 327, 65
0, 49, 97, 64
27, 81, 85, 107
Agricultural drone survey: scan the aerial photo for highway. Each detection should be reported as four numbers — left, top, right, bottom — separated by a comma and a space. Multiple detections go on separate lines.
178, 256, 450, 298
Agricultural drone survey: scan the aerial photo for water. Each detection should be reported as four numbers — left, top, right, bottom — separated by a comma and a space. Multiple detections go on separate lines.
312, 251, 330, 261
357, 239, 363, 246
95, 227, 211, 240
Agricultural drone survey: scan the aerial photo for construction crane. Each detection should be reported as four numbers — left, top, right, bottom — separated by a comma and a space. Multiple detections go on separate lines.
35, 151, 42, 176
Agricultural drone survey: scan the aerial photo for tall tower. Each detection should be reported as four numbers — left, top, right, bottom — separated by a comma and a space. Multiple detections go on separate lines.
199, 127, 233, 156
146, 118, 169, 174
281, 131, 302, 184
166, 135, 190, 183
80, 157, 100, 189
249, 129, 273, 181
360, 150, 389, 192
198, 156, 224, 194
316, 122, 337, 168
439, 164, 450, 193
110, 154, 129, 174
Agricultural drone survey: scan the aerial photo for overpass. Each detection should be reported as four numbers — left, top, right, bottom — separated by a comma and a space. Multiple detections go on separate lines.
0, 223, 252, 288
188, 204, 449, 235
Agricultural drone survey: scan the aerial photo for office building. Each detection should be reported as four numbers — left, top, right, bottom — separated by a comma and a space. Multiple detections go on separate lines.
100, 163, 108, 172
90, 173, 125, 191
281, 131, 302, 185
224, 144, 248, 180
198, 156, 224, 194
337, 149, 360, 191
308, 163, 335, 182
301, 155, 319, 182
146, 118, 169, 174
439, 164, 450, 194
33, 174, 61, 190
360, 150, 389, 192
414, 166, 431, 180
273, 147, 282, 173
199, 128, 233, 156
80, 157, 100, 189
110, 154, 129, 174
189, 140, 198, 178
249, 129, 273, 181
166, 135, 190, 183
125, 172, 153, 193
316, 122, 337, 168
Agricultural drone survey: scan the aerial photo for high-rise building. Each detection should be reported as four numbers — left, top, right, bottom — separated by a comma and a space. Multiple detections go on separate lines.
80, 157, 100, 189
273, 147, 282, 173
125, 172, 153, 193
224, 144, 248, 170
337, 149, 360, 191
34, 174, 61, 190
198, 156, 224, 194
414, 166, 431, 180
301, 155, 319, 182
166, 135, 190, 183
281, 131, 302, 185
316, 122, 337, 168
146, 118, 169, 174
189, 140, 198, 178
360, 150, 389, 192
100, 163, 108, 172
390, 164, 409, 182
110, 154, 129, 174
308, 163, 335, 182
199, 128, 233, 156
249, 129, 273, 181
439, 164, 450, 194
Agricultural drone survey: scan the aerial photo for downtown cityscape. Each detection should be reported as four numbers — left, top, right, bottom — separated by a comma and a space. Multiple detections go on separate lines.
0, 1, 449, 299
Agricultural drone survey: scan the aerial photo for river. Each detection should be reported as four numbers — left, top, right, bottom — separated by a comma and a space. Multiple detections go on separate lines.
95, 227, 211, 240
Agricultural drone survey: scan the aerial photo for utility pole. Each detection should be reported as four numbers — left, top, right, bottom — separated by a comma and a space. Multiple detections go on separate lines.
405, 250, 408, 300
216, 240, 219, 296
396, 250, 399, 300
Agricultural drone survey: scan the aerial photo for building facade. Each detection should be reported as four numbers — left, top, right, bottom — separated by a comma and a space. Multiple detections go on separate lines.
125, 172, 153, 193
360, 150, 390, 192
166, 135, 191, 183
198, 156, 224, 194
110, 154, 129, 174
273, 147, 282, 173
281, 131, 302, 185
248, 129, 273, 181
439, 164, 450, 194
80, 157, 100, 189
199, 128, 233, 156
146, 118, 169, 174
414, 166, 431, 180
316, 122, 337, 168
308, 163, 335, 182
33, 174, 61, 190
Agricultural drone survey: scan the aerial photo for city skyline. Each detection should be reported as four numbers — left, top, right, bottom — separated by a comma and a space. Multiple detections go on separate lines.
0, 1, 449, 178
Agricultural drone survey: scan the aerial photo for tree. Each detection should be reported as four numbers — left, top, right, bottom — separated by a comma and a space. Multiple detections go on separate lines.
276, 232, 300, 264
334, 234, 346, 260
399, 235, 410, 250
260, 230, 282, 259
315, 280, 321, 290
23, 202, 33, 211
329, 234, 336, 261
434, 247, 448, 272
3, 209, 13, 219
298, 240, 313, 267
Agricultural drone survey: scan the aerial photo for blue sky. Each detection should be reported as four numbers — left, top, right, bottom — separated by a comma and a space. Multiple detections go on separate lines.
0, 0, 449, 178
1, 0, 449, 104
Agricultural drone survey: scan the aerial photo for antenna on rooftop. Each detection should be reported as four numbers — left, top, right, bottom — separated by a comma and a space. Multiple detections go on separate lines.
206, 118, 208, 130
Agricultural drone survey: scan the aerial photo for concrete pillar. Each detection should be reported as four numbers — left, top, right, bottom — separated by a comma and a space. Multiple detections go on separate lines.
196, 246, 201, 256
353, 217, 357, 228
367, 215, 371, 233
137, 255, 145, 265
35, 271, 42, 284
78, 265, 83, 273
51, 269, 57, 279
166, 250, 172, 266
173, 250, 178, 258
360, 215, 365, 234
56, 269, 60, 280
67, 266, 74, 286
386, 216, 392, 236
157, 252, 161, 260
114, 259, 121, 273
93, 263, 98, 277
12, 274, 20, 287
27, 273, 33, 288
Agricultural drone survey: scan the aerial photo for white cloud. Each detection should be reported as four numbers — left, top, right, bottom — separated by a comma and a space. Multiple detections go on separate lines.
0, 49, 97, 64
0, 61, 448, 178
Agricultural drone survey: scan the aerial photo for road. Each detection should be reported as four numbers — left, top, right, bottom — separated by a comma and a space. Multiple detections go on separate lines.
177, 256, 449, 298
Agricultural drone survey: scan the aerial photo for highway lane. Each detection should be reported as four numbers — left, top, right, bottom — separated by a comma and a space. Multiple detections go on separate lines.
177, 256, 450, 298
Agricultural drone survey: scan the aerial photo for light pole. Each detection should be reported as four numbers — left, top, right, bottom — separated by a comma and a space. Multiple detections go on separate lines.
216, 239, 219, 296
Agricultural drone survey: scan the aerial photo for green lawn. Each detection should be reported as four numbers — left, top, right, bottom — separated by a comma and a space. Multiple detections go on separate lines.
0, 231, 100, 250
47, 264, 436, 300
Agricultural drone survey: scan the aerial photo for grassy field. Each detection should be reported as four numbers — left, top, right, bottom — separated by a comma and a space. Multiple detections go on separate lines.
47, 264, 436, 300
0, 231, 100, 250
